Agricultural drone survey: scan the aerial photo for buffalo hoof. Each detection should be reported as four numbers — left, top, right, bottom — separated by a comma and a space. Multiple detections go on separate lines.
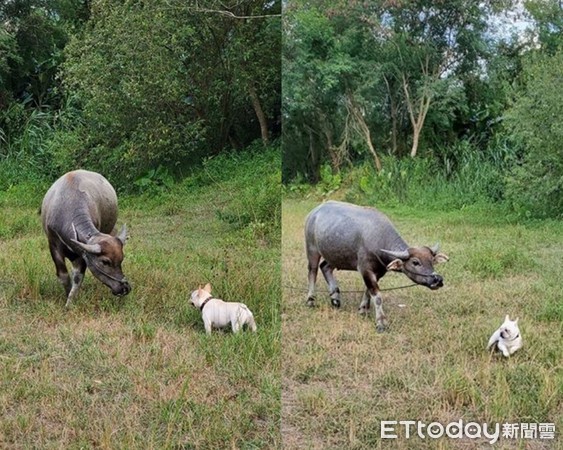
306, 297, 316, 307
331, 298, 341, 308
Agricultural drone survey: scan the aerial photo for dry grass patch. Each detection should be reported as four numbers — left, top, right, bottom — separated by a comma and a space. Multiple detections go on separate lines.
282, 198, 562, 450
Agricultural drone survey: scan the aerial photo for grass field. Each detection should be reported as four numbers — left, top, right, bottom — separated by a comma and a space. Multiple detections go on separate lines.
282, 197, 562, 449
0, 151, 281, 449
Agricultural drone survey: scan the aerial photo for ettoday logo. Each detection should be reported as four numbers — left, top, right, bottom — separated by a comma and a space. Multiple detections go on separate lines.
381, 420, 556, 443
381, 420, 500, 444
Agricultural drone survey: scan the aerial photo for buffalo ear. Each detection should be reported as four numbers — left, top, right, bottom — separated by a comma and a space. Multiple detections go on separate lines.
387, 259, 404, 272
71, 239, 102, 255
116, 224, 128, 245
433, 252, 449, 264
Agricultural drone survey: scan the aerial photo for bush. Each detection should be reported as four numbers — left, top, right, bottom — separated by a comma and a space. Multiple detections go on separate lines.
339, 142, 505, 210
503, 49, 563, 218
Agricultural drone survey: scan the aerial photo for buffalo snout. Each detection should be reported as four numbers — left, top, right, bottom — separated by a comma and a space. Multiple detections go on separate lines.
429, 274, 444, 290
112, 281, 131, 297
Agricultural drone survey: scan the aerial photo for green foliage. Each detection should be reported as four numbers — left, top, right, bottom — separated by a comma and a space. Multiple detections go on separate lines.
58, 0, 280, 183
504, 48, 563, 218
283, 0, 495, 181
525, 0, 563, 54
133, 166, 175, 195
201, 141, 281, 242
315, 164, 342, 196
282, 0, 563, 223
333, 139, 507, 211
62, 0, 208, 181
1, 0, 280, 190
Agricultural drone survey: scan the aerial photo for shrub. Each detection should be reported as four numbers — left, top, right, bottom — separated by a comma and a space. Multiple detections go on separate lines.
503, 49, 563, 218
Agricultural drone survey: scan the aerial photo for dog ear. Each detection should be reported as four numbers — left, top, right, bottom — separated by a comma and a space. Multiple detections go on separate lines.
504, 314, 510, 322
204, 283, 212, 293
515, 317, 519, 323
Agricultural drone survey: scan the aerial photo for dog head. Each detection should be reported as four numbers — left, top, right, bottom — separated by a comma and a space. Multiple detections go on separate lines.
499, 315, 520, 340
189, 283, 212, 308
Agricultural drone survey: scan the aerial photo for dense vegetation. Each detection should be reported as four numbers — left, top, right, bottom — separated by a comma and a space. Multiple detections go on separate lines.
283, 0, 563, 218
0, 0, 280, 188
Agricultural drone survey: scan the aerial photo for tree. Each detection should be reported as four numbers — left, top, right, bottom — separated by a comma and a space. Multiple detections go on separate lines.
282, 0, 507, 182
375, 0, 493, 157
504, 48, 563, 217
283, 1, 386, 180
63, 0, 280, 181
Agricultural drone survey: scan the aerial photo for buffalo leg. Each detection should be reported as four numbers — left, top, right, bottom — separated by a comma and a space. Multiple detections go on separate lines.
359, 289, 370, 315
306, 252, 321, 307
65, 257, 86, 308
320, 260, 341, 307
362, 270, 387, 332
49, 242, 71, 296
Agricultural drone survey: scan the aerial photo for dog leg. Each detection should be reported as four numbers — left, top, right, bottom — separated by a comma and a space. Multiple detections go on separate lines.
232, 319, 242, 333
499, 343, 510, 357
487, 331, 500, 350
248, 316, 257, 332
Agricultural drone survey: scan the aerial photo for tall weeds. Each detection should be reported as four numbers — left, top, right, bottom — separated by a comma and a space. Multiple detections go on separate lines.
293, 140, 513, 212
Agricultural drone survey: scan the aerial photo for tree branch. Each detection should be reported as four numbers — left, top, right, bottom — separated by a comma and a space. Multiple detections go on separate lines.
190, 8, 280, 19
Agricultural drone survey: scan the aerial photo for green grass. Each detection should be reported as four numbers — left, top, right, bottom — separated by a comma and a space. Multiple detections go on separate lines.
0, 149, 281, 449
282, 197, 562, 449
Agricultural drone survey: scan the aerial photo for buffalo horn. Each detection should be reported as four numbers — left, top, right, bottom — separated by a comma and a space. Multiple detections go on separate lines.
380, 248, 410, 260
71, 239, 102, 255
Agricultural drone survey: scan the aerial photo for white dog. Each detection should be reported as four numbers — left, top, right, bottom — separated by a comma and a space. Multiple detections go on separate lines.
487, 315, 523, 357
190, 283, 257, 334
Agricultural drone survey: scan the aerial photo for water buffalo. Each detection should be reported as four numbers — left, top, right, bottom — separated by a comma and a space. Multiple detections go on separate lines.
41, 170, 131, 306
305, 201, 448, 331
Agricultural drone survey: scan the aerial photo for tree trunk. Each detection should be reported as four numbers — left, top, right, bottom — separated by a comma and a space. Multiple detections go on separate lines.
248, 85, 269, 145
384, 76, 398, 155
346, 92, 381, 172
390, 98, 398, 155
308, 127, 320, 183
402, 74, 432, 158
411, 128, 420, 158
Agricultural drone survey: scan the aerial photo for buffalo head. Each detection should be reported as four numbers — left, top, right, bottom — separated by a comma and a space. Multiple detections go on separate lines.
71, 223, 131, 297
382, 244, 449, 290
